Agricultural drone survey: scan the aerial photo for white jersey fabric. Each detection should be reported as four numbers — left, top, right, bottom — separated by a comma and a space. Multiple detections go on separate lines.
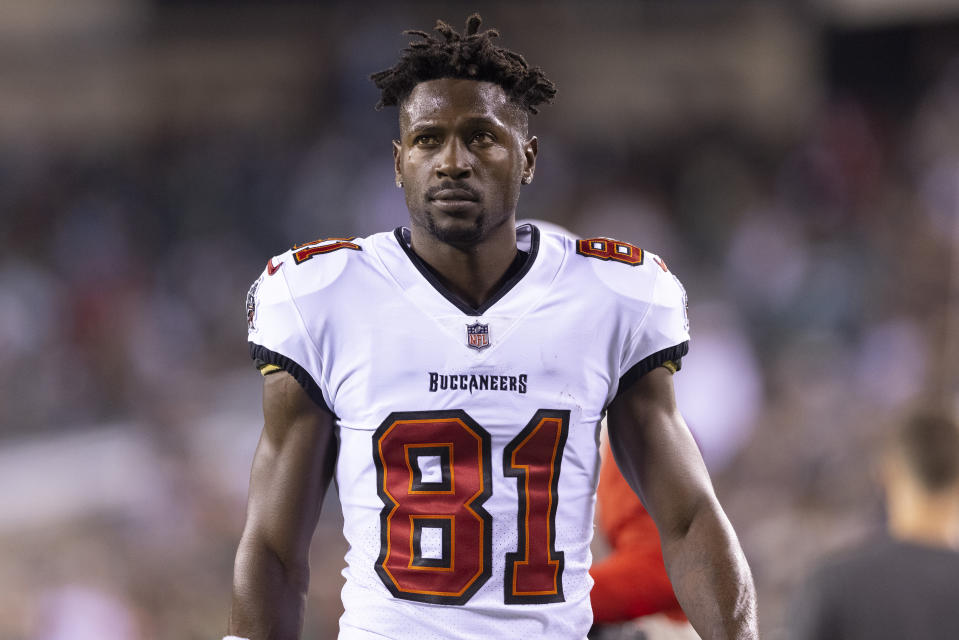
245, 224, 689, 640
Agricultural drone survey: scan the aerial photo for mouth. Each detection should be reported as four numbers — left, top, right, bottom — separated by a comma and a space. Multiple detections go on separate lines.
428, 188, 480, 213
430, 188, 478, 202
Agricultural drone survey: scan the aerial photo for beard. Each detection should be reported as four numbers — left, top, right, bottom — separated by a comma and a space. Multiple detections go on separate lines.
421, 209, 487, 246
406, 180, 514, 248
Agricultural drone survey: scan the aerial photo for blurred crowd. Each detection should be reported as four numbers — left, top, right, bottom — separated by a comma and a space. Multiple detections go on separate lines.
2, 3, 959, 639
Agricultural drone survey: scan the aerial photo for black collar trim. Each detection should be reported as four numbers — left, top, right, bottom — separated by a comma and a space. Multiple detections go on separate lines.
393, 224, 540, 317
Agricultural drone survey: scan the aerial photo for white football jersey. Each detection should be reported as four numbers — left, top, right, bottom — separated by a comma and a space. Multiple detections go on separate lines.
245, 224, 689, 640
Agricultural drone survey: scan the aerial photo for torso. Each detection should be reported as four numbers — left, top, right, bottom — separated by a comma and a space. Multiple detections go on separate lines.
246, 224, 689, 639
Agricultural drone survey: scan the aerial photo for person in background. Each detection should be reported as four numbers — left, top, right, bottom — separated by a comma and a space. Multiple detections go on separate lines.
788, 410, 959, 640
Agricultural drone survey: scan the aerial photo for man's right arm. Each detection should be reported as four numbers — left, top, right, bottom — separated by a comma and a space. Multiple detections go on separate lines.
229, 370, 338, 640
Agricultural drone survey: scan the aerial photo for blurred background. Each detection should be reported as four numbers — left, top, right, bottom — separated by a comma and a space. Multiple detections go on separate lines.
2, 0, 959, 638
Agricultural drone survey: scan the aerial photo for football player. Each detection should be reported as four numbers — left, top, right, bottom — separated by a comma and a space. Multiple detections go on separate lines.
227, 14, 756, 640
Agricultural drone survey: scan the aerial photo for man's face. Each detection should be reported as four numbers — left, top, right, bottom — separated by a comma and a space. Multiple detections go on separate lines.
394, 78, 537, 248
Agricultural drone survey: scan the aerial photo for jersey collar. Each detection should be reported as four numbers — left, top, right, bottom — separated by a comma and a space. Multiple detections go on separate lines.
392, 224, 540, 317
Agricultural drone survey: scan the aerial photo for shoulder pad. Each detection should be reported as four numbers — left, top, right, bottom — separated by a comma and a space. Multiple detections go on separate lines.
574, 236, 665, 302
246, 235, 365, 337
245, 251, 329, 408
273, 235, 368, 294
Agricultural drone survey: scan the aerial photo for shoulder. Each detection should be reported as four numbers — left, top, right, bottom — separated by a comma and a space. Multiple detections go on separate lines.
246, 231, 387, 335
558, 231, 687, 315
562, 233, 679, 294
266, 232, 386, 296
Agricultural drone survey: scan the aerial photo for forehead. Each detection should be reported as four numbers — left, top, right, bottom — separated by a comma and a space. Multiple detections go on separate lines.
400, 78, 522, 130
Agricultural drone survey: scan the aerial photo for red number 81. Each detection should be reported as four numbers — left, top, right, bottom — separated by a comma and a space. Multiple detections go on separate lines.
373, 409, 569, 606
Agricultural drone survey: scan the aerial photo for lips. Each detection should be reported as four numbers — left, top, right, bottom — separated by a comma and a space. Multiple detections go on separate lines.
430, 188, 478, 202
427, 186, 480, 215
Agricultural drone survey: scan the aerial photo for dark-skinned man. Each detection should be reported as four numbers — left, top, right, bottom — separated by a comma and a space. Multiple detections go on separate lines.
229, 14, 757, 640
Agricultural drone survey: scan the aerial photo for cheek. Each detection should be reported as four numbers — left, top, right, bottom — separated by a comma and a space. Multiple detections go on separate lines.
401, 156, 426, 188
408, 152, 437, 176
499, 151, 525, 186
487, 149, 520, 179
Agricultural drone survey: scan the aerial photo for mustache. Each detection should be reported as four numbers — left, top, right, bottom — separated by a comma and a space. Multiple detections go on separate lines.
424, 182, 480, 201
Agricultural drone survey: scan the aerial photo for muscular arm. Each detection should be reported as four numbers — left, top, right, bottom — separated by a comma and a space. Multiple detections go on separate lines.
229, 371, 338, 640
606, 367, 757, 639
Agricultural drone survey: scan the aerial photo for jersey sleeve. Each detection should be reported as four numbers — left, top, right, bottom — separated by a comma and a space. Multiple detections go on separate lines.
618, 260, 690, 392
245, 259, 330, 411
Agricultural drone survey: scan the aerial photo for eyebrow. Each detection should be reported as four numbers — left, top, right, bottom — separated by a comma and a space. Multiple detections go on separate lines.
407, 115, 506, 132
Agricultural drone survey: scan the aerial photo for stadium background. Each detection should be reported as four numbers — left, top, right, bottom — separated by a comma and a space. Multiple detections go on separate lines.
2, 1, 958, 638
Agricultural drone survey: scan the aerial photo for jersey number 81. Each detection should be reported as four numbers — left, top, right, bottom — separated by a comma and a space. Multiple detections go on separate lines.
373, 409, 569, 606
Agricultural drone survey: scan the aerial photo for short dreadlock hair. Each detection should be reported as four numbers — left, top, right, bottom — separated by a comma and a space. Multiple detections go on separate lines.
371, 13, 556, 115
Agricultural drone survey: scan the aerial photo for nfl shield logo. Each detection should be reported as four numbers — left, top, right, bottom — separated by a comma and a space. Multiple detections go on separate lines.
466, 322, 490, 350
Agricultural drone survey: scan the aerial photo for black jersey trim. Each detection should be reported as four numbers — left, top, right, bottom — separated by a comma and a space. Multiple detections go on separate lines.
393, 224, 540, 317
615, 341, 690, 399
249, 342, 331, 412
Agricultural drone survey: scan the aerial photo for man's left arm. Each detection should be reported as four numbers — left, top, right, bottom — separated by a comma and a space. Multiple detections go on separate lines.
606, 366, 758, 640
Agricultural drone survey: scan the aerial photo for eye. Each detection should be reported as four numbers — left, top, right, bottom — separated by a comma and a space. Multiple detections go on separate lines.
413, 134, 440, 146
469, 131, 495, 146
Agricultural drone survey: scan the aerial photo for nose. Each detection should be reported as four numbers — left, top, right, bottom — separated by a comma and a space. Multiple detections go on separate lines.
435, 137, 472, 180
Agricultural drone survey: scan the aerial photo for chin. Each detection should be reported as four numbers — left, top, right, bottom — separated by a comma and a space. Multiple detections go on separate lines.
426, 213, 486, 246
430, 223, 485, 247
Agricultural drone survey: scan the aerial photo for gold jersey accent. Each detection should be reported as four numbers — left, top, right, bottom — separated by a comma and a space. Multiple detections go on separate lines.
258, 363, 282, 376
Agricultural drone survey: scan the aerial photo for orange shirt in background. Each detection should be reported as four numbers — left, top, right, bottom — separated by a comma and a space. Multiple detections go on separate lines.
590, 440, 686, 624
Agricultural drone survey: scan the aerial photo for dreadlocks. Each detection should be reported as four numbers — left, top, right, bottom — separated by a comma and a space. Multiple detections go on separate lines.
371, 13, 556, 115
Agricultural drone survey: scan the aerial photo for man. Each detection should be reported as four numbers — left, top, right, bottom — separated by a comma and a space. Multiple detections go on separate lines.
229, 15, 757, 640
788, 411, 959, 640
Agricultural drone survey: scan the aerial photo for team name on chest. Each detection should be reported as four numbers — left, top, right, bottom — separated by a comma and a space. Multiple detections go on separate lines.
428, 372, 528, 394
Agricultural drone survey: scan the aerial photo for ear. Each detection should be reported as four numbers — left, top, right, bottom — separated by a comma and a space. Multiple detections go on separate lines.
522, 136, 538, 184
392, 140, 403, 185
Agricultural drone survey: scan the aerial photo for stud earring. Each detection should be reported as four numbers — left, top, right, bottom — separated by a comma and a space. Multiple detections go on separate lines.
522, 176, 532, 185
396, 179, 403, 188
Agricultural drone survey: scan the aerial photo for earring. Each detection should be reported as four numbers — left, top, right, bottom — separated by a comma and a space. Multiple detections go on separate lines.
522, 176, 532, 185
396, 179, 403, 188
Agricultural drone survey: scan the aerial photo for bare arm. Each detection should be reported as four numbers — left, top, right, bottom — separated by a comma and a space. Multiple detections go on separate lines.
229, 371, 338, 640
606, 366, 757, 639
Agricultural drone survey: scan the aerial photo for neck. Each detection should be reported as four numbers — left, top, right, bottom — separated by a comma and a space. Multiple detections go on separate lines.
409, 220, 518, 309
887, 485, 959, 550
